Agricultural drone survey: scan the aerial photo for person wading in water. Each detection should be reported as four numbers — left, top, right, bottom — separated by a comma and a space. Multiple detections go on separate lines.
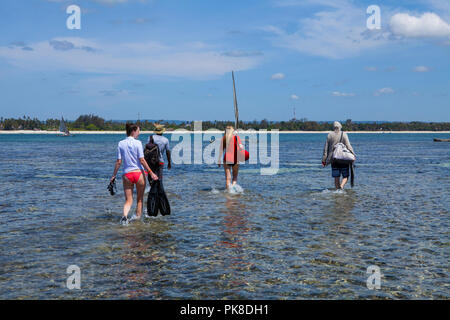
322, 121, 356, 189
147, 124, 171, 180
218, 126, 245, 190
110, 123, 159, 225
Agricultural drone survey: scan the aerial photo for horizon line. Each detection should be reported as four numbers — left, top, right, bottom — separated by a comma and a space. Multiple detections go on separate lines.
1, 116, 449, 124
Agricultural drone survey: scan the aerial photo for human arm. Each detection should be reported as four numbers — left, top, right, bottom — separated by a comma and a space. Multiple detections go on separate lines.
137, 142, 158, 180
166, 150, 171, 170
237, 135, 244, 150
111, 159, 122, 182
218, 136, 224, 167
322, 135, 329, 166
140, 158, 158, 181
163, 138, 172, 170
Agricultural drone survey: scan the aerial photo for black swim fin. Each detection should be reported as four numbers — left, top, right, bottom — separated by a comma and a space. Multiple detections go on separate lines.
157, 180, 171, 216
146, 180, 159, 217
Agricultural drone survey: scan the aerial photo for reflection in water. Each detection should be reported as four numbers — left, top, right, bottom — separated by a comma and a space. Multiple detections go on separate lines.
120, 220, 173, 299
323, 190, 357, 252
328, 190, 357, 222
215, 194, 252, 296
307, 190, 359, 297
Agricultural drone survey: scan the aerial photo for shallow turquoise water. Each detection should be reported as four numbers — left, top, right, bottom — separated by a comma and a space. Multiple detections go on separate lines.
0, 133, 448, 299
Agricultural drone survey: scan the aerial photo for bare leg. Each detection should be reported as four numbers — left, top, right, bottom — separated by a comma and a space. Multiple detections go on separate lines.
122, 176, 134, 217
135, 172, 146, 218
224, 164, 232, 189
334, 177, 341, 189
340, 177, 348, 189
231, 164, 239, 185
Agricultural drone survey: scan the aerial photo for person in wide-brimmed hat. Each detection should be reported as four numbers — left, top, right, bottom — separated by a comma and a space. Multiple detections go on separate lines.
154, 124, 166, 134
147, 124, 171, 180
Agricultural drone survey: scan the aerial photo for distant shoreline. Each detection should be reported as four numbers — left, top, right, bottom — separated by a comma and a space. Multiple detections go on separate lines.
1, 130, 450, 134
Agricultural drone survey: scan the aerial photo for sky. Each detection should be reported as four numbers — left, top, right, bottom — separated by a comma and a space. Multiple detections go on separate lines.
0, 0, 449, 122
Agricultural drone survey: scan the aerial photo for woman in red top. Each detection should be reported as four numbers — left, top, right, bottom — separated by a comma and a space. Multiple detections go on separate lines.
218, 126, 244, 190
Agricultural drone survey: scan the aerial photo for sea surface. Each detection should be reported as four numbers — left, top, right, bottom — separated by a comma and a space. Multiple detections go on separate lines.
0, 133, 449, 299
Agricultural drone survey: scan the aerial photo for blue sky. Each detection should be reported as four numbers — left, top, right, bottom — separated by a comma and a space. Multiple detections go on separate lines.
0, 0, 449, 121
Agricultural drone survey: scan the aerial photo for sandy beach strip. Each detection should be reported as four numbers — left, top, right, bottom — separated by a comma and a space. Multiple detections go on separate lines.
1, 130, 450, 134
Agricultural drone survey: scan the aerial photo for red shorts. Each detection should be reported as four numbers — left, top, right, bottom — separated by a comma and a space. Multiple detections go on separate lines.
124, 171, 147, 184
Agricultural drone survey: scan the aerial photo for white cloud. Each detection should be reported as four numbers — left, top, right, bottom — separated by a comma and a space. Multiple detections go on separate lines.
265, 1, 450, 58
374, 87, 395, 96
427, 0, 450, 21
390, 12, 450, 38
259, 25, 285, 36
0, 37, 262, 79
290, 94, 299, 100
413, 66, 430, 72
262, 1, 390, 59
332, 91, 355, 97
271, 73, 285, 80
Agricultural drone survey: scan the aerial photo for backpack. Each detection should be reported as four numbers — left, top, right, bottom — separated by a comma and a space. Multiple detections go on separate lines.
332, 131, 355, 165
144, 135, 160, 168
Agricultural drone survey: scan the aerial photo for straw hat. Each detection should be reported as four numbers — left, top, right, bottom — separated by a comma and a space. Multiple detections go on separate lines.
154, 124, 166, 134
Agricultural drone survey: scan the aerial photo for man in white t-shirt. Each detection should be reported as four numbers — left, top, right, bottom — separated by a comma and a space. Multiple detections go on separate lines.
147, 124, 171, 180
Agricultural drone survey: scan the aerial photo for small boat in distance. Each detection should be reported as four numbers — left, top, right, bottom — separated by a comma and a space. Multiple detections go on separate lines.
58, 117, 72, 137
433, 138, 450, 142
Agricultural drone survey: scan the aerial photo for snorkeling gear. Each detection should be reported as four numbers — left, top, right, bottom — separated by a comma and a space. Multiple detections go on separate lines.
108, 178, 117, 196
147, 180, 171, 217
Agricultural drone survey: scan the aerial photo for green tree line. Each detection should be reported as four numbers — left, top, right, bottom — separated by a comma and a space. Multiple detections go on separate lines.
1, 115, 449, 131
